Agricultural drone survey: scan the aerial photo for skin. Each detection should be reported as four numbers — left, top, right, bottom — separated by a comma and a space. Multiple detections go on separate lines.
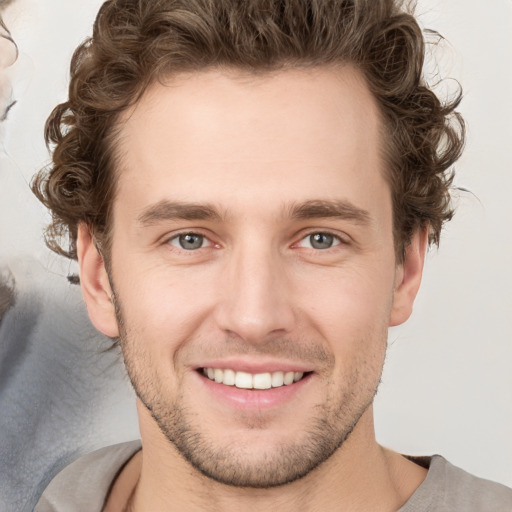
78, 65, 428, 511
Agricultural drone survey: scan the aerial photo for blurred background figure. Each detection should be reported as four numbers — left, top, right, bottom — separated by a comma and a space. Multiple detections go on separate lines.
0, 0, 18, 324
0, 5, 138, 511
0, 267, 15, 324
0, 0, 18, 147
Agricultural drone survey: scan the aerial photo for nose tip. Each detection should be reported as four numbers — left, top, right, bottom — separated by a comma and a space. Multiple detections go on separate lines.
214, 251, 295, 344
218, 310, 296, 348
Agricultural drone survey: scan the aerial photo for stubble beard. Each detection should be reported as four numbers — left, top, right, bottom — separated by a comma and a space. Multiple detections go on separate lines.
113, 295, 385, 489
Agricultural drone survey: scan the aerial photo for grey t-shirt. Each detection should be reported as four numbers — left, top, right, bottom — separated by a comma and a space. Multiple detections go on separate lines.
35, 441, 512, 511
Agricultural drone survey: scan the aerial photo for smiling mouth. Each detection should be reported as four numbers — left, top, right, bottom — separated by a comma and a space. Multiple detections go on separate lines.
200, 368, 310, 390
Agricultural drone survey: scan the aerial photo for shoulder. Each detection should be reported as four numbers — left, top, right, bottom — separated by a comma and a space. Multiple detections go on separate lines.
435, 456, 512, 510
34, 440, 142, 512
401, 455, 512, 512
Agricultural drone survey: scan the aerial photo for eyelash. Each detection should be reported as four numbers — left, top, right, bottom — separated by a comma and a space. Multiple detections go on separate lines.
165, 230, 347, 253
166, 231, 216, 251
294, 231, 345, 251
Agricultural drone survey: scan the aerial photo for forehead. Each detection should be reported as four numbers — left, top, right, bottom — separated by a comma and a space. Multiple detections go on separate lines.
113, 65, 388, 222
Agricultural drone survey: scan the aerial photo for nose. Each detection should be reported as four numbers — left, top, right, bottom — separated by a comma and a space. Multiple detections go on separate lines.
214, 242, 296, 344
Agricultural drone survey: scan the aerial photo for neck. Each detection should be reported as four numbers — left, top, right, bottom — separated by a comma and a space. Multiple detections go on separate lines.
109, 406, 426, 512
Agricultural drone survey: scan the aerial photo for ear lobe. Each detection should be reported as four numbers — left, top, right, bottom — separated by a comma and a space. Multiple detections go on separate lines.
77, 224, 119, 338
389, 228, 428, 327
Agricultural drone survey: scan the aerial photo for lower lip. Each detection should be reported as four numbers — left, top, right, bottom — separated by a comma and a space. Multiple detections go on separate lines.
196, 371, 312, 411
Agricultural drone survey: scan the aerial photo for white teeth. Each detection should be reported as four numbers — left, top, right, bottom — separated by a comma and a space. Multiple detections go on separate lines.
202, 368, 306, 389
283, 371, 295, 385
253, 373, 272, 390
271, 371, 284, 387
223, 369, 236, 386
235, 371, 253, 389
214, 368, 223, 383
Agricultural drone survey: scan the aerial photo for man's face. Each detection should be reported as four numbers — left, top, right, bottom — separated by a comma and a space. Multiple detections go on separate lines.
86, 66, 416, 487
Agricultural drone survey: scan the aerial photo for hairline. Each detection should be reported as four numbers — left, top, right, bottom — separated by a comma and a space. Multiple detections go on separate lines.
96, 62, 415, 264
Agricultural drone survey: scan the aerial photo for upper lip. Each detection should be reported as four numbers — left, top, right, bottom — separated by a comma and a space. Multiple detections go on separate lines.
192, 358, 313, 374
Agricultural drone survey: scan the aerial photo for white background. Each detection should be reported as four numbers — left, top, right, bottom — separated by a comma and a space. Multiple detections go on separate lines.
1, 0, 511, 488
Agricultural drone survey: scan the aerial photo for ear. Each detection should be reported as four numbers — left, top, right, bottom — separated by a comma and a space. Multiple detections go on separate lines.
77, 223, 119, 338
389, 228, 429, 327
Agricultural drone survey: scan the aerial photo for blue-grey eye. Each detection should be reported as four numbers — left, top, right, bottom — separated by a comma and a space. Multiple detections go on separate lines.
298, 232, 340, 250
171, 233, 205, 250
310, 233, 334, 249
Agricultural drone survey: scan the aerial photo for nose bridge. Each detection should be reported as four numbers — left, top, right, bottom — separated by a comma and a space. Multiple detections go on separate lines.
215, 237, 294, 342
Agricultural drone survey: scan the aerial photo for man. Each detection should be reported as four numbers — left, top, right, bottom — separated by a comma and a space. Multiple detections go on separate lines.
32, 0, 512, 510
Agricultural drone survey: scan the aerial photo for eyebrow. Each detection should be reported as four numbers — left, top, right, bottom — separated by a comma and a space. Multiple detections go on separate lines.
137, 198, 371, 227
288, 199, 371, 224
137, 200, 222, 226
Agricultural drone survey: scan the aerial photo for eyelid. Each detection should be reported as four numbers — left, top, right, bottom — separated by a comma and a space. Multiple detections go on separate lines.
164, 230, 218, 250
293, 230, 348, 249
160, 228, 349, 251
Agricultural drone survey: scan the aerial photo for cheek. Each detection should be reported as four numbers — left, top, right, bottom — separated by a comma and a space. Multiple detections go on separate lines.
114, 263, 218, 345
292, 263, 393, 387
295, 262, 395, 342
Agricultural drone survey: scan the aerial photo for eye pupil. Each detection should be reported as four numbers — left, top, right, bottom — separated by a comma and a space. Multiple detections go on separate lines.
179, 233, 203, 250
310, 233, 334, 249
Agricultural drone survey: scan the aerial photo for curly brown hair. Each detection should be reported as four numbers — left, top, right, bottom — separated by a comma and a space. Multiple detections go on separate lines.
32, 0, 464, 263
